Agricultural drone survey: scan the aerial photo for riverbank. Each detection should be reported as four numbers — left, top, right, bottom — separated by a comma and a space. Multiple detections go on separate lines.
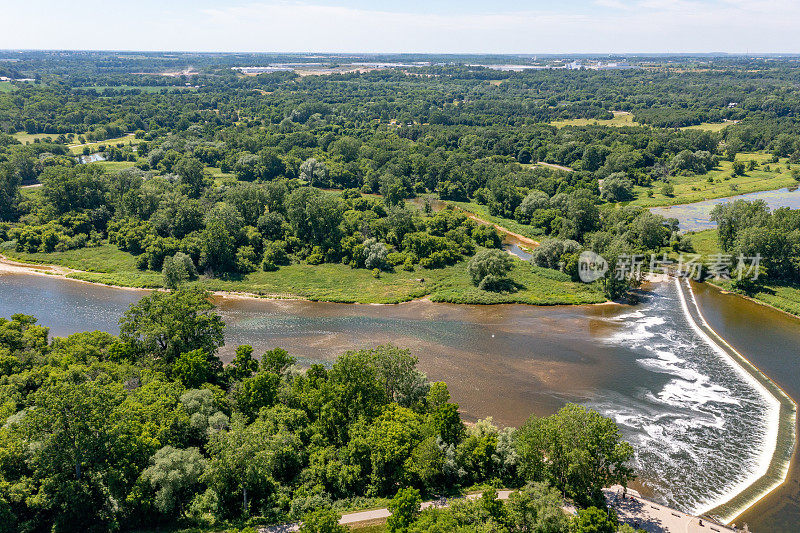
630, 152, 796, 208
0, 247, 605, 306
0, 266, 792, 528
676, 278, 797, 525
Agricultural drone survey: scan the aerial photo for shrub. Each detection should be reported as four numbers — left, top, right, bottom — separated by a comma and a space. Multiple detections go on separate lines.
468, 249, 513, 289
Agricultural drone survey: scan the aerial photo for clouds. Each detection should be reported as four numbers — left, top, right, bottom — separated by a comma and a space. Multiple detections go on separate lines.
0, 0, 797, 53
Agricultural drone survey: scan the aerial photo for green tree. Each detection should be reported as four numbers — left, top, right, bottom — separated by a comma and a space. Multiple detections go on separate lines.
468, 249, 514, 290
367, 404, 424, 493
0, 166, 21, 222
387, 487, 422, 533
205, 414, 277, 517
21, 370, 125, 531
162, 251, 197, 289
573, 506, 617, 533
507, 482, 570, 533
173, 349, 218, 388
174, 156, 207, 197
261, 347, 296, 375
300, 157, 328, 186
300, 508, 347, 533
119, 288, 224, 367
600, 173, 634, 202
233, 370, 282, 421
227, 344, 260, 382
139, 446, 207, 517
515, 404, 634, 507
286, 187, 343, 250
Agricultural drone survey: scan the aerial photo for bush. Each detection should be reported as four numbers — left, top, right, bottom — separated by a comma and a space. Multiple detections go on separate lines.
299, 508, 346, 533
468, 249, 513, 290
162, 252, 197, 289
600, 173, 634, 202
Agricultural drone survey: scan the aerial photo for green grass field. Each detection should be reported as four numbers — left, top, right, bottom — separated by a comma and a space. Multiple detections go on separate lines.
207, 166, 237, 184
685, 229, 720, 257
12, 131, 73, 144
680, 121, 735, 132
87, 161, 138, 171
629, 153, 797, 207
69, 134, 136, 154
552, 111, 638, 128
2, 243, 605, 305
0, 81, 14, 93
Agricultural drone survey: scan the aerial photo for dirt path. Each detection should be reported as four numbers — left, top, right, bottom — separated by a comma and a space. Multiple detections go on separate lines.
459, 210, 540, 248
537, 161, 574, 172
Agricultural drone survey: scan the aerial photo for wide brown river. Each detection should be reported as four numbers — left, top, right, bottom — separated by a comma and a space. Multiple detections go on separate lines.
1, 272, 798, 531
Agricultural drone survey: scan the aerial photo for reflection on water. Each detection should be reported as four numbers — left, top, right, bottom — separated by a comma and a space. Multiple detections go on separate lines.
0, 272, 780, 520
651, 187, 800, 232
692, 283, 800, 532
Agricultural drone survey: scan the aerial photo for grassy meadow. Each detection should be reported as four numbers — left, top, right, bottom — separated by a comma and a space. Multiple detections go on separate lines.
1, 243, 605, 305
12, 131, 72, 144
551, 111, 638, 128
680, 121, 735, 132
630, 152, 797, 207
69, 133, 136, 154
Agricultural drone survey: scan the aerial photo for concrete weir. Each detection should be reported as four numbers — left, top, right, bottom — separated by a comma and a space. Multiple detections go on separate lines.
675, 277, 797, 524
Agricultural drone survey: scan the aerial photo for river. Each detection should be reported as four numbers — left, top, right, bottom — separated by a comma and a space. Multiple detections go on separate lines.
651, 187, 800, 231
1, 271, 794, 529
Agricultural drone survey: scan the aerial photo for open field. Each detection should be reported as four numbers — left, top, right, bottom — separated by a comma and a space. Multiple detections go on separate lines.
551, 111, 638, 128
685, 228, 720, 257
86, 160, 138, 171
69, 133, 136, 154
0, 81, 14, 93
12, 131, 73, 144
629, 152, 797, 207
0, 242, 604, 305
680, 121, 736, 132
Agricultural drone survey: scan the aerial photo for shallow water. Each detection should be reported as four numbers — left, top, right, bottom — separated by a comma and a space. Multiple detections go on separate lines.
0, 272, 783, 522
651, 187, 800, 231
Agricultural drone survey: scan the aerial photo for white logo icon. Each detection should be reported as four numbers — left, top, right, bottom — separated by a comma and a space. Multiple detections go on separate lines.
578, 251, 608, 283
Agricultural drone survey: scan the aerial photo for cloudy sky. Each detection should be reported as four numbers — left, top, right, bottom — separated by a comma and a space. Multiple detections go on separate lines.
1, 0, 797, 54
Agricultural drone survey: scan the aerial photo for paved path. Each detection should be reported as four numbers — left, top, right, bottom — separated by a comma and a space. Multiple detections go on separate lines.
605, 486, 738, 533
261, 490, 514, 532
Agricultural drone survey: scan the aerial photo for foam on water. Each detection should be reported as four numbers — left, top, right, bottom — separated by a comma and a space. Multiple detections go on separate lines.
587, 281, 773, 516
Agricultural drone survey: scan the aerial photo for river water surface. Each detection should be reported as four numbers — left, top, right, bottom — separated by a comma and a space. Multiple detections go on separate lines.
651, 187, 800, 231
0, 272, 791, 527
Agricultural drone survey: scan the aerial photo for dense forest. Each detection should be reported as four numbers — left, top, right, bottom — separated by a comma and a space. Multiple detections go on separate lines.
7, 53, 800, 304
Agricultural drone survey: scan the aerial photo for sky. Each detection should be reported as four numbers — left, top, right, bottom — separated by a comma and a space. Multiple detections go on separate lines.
1, 0, 798, 54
